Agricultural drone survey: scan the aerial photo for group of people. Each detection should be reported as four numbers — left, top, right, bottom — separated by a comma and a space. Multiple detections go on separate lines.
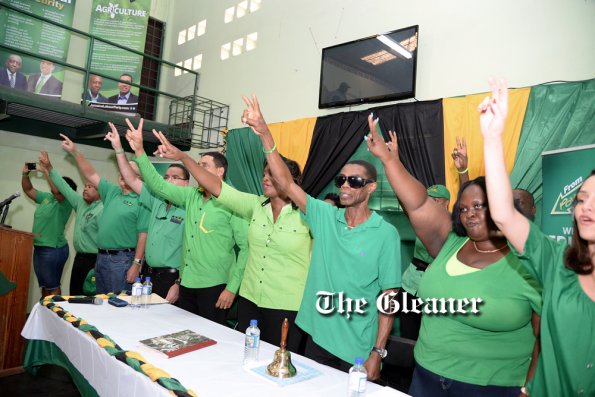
23, 80, 593, 397
82, 73, 139, 105
1, 54, 62, 97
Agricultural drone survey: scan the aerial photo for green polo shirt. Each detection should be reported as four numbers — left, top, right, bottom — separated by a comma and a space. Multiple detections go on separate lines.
49, 169, 103, 254
415, 233, 542, 386
134, 153, 248, 292
512, 222, 595, 396
296, 195, 401, 364
32, 191, 73, 248
401, 238, 434, 295
96, 178, 149, 249
217, 182, 312, 311
139, 186, 185, 268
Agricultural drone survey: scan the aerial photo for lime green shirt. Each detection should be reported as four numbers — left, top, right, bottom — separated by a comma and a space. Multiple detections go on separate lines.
401, 238, 434, 295
134, 153, 248, 292
296, 195, 401, 364
415, 233, 542, 386
512, 222, 595, 397
96, 178, 149, 249
32, 191, 73, 248
139, 186, 185, 268
49, 169, 103, 254
217, 182, 312, 310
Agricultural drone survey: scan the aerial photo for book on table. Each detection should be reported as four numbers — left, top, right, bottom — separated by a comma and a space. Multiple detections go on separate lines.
139, 329, 217, 358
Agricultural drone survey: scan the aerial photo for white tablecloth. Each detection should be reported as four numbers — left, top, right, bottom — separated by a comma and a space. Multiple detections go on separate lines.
22, 302, 409, 397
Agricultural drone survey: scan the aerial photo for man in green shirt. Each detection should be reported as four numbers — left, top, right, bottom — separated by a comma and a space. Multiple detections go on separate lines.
39, 152, 103, 296
21, 152, 75, 297
123, 119, 249, 325
59, 134, 149, 295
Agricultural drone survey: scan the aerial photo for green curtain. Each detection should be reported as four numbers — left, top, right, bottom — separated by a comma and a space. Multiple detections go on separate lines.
510, 79, 595, 225
225, 127, 265, 195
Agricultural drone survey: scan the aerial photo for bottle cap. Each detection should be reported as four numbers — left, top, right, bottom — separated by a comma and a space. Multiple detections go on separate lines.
135, 277, 141, 282
355, 357, 364, 365
250, 319, 258, 327
145, 276, 151, 282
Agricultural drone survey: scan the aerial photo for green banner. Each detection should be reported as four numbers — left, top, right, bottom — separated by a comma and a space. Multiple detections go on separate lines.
541, 144, 595, 243
0, 0, 76, 97
87, 0, 151, 112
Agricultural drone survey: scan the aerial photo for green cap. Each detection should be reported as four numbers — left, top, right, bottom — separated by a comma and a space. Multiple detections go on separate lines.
427, 185, 450, 200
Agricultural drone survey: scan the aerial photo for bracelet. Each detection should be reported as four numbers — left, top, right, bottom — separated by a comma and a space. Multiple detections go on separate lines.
175, 279, 181, 285
263, 142, 276, 155
457, 167, 468, 174
133, 258, 142, 266
115, 149, 125, 155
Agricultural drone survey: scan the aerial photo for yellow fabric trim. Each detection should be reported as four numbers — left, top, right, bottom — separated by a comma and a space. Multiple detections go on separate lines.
141, 363, 171, 381
442, 87, 530, 209
126, 351, 147, 362
96, 337, 115, 348
268, 117, 316, 171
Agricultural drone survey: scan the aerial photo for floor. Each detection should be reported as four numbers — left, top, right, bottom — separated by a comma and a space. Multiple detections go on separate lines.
0, 365, 81, 397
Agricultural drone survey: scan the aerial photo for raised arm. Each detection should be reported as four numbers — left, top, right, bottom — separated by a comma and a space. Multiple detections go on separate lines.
480, 78, 530, 253
241, 95, 307, 212
38, 151, 62, 198
366, 118, 451, 257
126, 121, 223, 197
21, 163, 37, 201
59, 133, 100, 187
452, 136, 470, 185
105, 120, 142, 194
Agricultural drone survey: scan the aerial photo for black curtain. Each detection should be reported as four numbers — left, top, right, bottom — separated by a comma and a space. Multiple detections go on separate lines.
301, 99, 445, 197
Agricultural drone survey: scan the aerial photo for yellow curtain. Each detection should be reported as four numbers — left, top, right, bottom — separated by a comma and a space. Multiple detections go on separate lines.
442, 87, 530, 208
268, 117, 316, 171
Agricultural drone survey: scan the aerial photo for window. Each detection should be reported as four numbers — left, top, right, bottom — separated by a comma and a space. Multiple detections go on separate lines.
250, 0, 261, 12
193, 54, 202, 70
197, 19, 207, 37
175, 61, 183, 77
177, 30, 186, 45
221, 43, 231, 60
232, 38, 244, 56
246, 32, 258, 51
236, 0, 248, 18
224, 7, 235, 23
187, 25, 196, 41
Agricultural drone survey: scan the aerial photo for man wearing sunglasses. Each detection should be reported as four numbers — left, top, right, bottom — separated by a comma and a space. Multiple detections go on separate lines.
241, 95, 400, 381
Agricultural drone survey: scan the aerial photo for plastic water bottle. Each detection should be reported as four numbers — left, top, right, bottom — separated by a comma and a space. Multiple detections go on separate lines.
141, 276, 152, 309
243, 319, 260, 364
347, 357, 367, 397
131, 277, 142, 309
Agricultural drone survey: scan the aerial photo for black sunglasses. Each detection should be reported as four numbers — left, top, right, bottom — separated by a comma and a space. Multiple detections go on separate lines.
334, 174, 374, 189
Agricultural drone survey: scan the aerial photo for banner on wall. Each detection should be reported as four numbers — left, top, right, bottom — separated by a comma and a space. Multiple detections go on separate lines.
86, 0, 152, 114
0, 0, 76, 98
541, 144, 595, 244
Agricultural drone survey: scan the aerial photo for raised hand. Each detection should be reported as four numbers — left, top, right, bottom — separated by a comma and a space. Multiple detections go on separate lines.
241, 94, 269, 136
365, 113, 392, 162
38, 151, 52, 172
124, 118, 144, 152
153, 130, 184, 160
386, 130, 400, 159
479, 78, 509, 139
451, 136, 468, 172
59, 133, 77, 154
105, 122, 123, 151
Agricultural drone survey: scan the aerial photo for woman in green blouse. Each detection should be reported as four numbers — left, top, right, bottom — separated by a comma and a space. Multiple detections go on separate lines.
482, 78, 594, 397
125, 125, 312, 352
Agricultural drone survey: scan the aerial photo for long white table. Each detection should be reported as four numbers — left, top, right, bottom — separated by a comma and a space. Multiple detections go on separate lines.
22, 301, 409, 397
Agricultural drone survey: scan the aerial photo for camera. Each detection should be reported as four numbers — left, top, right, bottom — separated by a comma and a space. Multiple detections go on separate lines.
26, 162, 37, 171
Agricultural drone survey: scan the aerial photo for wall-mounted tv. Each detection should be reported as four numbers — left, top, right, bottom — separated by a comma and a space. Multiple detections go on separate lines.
319, 25, 419, 109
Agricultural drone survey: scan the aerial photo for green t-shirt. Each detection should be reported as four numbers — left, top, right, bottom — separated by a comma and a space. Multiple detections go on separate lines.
139, 186, 185, 268
96, 179, 149, 249
134, 153, 249, 292
49, 169, 103, 254
401, 238, 434, 295
32, 191, 73, 248
296, 195, 401, 364
415, 233, 542, 387
217, 182, 311, 309
512, 222, 595, 397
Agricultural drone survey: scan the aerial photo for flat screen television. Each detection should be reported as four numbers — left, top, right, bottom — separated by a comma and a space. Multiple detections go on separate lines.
318, 25, 419, 109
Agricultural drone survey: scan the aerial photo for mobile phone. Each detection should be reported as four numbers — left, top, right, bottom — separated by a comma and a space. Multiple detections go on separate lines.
26, 162, 37, 171
108, 296, 129, 307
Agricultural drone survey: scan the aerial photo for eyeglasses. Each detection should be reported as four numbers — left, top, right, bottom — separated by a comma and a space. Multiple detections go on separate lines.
334, 174, 374, 189
163, 175, 188, 181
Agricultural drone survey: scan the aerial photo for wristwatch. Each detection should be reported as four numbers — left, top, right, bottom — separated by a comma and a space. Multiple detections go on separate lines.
174, 279, 181, 285
520, 386, 529, 396
371, 346, 387, 359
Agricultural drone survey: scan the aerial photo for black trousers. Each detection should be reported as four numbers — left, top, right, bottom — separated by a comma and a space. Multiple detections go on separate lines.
69, 253, 97, 296
236, 296, 304, 354
178, 283, 228, 325
399, 291, 422, 340
304, 334, 352, 372
143, 264, 179, 301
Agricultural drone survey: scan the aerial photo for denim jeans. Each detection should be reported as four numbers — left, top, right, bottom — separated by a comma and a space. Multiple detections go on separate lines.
409, 363, 521, 397
95, 251, 135, 294
33, 245, 69, 290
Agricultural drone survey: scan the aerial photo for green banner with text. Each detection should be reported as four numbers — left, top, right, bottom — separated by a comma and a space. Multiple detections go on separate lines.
87, 0, 151, 113
541, 144, 595, 243
0, 0, 76, 98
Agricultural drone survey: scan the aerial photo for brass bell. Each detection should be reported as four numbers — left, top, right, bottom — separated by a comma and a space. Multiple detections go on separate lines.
266, 318, 297, 378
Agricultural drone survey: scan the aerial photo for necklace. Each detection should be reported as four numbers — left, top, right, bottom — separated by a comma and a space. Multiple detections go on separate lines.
473, 241, 508, 254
